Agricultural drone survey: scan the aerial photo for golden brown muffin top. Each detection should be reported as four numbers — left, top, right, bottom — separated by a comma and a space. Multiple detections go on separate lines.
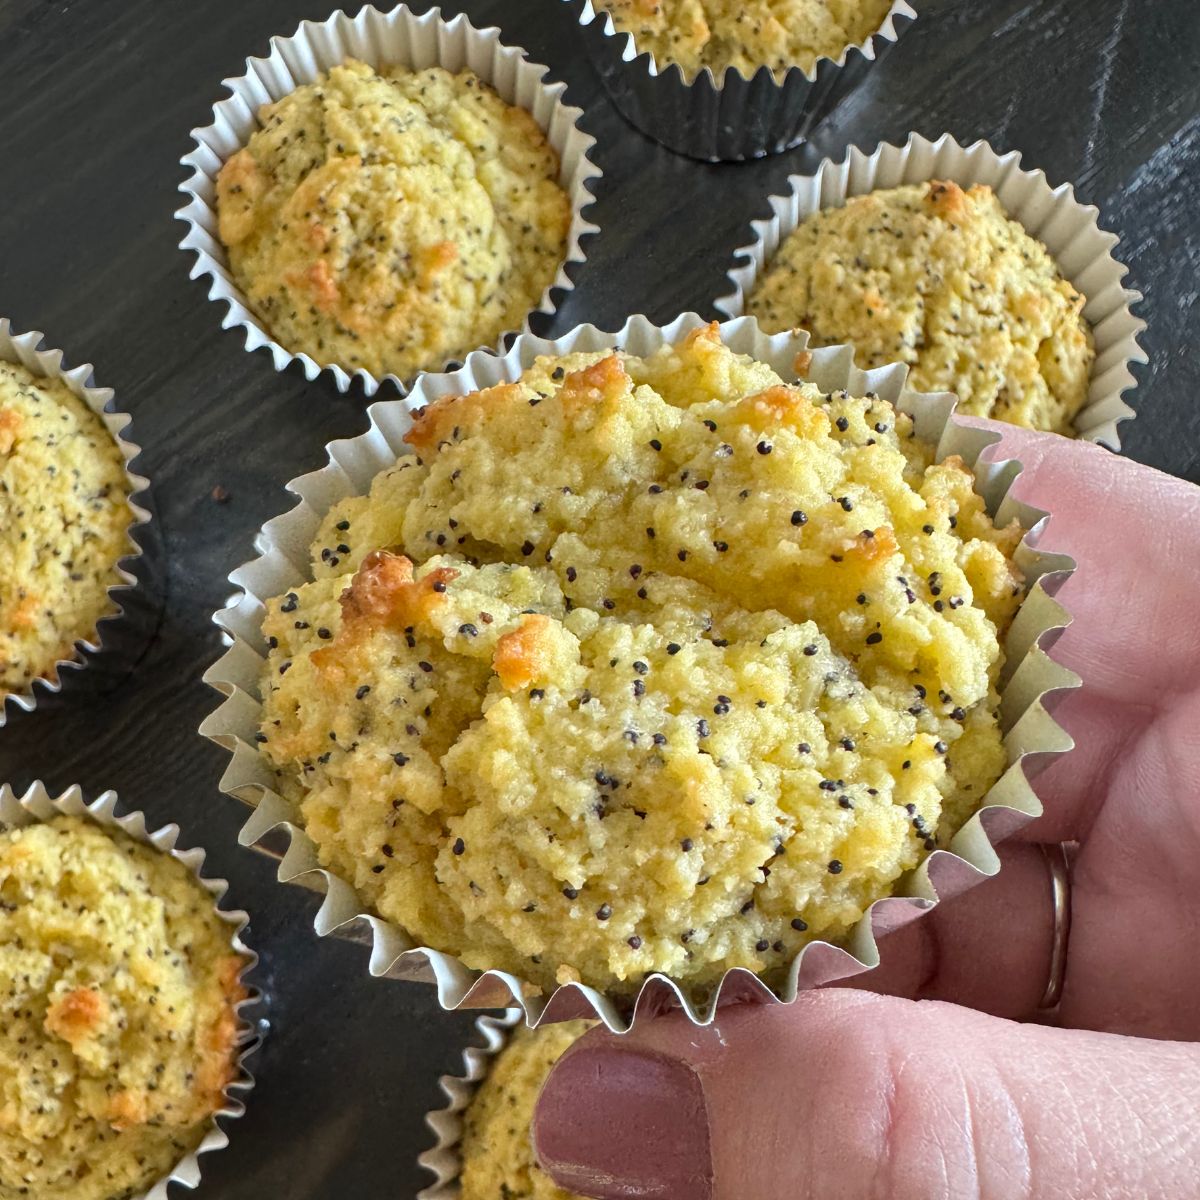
748, 180, 1095, 434
0, 361, 131, 697
0, 816, 245, 1200
216, 60, 570, 381
257, 325, 1022, 995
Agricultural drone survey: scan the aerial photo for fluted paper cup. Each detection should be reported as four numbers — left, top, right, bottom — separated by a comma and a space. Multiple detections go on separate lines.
715, 132, 1146, 447
0, 321, 151, 727
0, 781, 260, 1197
564, 0, 916, 161
417, 1011, 521, 1199
177, 3, 601, 395
201, 312, 1077, 1033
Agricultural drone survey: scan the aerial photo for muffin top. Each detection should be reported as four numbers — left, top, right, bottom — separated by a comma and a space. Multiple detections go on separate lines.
216, 60, 571, 382
257, 324, 1023, 994
593, 0, 895, 79
0, 361, 131, 697
460, 1021, 592, 1200
0, 815, 245, 1200
747, 180, 1095, 434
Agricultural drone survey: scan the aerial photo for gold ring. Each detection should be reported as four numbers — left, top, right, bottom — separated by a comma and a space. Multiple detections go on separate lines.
1038, 842, 1074, 1011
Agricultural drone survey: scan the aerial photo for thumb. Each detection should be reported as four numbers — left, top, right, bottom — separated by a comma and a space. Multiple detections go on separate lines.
532, 991, 1200, 1200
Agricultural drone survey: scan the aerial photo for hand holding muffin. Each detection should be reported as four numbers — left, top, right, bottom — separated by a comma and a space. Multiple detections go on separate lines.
531, 430, 1200, 1200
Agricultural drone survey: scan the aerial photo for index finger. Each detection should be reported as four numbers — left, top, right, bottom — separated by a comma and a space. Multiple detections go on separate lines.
973, 422, 1200, 841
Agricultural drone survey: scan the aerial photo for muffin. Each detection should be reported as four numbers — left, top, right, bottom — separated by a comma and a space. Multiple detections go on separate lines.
459, 1022, 591, 1200
215, 59, 571, 381
592, 0, 896, 79
746, 180, 1095, 433
255, 323, 1024, 995
0, 361, 131, 697
0, 815, 245, 1200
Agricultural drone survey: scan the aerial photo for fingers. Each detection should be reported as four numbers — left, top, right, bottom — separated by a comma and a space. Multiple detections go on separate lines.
533, 991, 1200, 1200
961, 424, 1200, 846
1013, 689, 1144, 844
850, 840, 1055, 1019
976, 424, 1200, 710
1058, 697, 1200, 1039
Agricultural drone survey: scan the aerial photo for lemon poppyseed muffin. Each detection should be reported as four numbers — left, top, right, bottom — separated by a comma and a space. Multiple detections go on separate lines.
256, 325, 1023, 995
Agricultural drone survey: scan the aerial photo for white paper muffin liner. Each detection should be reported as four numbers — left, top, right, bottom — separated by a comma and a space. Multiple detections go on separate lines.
0, 780, 260, 1198
715, 132, 1147, 448
564, 0, 916, 161
177, 3, 601, 395
417, 1010, 522, 1199
0, 320, 151, 727
201, 311, 1078, 1033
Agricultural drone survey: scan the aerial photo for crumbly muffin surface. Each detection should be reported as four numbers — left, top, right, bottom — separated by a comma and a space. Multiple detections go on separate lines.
257, 325, 1023, 994
461, 1022, 592, 1200
0, 362, 131, 696
594, 0, 895, 79
747, 180, 1095, 434
216, 60, 571, 381
0, 816, 245, 1200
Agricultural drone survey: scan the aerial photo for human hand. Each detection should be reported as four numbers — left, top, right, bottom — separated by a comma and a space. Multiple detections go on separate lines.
531, 426, 1200, 1200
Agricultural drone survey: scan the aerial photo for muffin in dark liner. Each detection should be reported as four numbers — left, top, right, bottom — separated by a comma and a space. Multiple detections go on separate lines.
563, 0, 916, 161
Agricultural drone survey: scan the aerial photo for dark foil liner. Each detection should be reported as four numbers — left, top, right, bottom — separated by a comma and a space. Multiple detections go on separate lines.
565, 0, 917, 161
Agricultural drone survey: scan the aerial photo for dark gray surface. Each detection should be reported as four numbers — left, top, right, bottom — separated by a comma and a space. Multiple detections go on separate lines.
0, 0, 1196, 1195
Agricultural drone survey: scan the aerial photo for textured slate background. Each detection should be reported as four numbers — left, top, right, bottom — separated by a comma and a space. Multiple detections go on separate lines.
0, 0, 1196, 1195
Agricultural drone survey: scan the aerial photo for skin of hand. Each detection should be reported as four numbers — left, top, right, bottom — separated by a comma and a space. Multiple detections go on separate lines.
532, 424, 1200, 1200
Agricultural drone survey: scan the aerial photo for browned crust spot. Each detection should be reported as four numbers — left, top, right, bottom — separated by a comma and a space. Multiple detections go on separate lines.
286, 258, 339, 311
44, 986, 108, 1048
493, 613, 554, 691
306, 220, 330, 251
107, 1088, 150, 1132
938, 453, 973, 482
193, 954, 246, 1116
9, 591, 39, 632
738, 385, 828, 439
404, 381, 523, 456
925, 179, 972, 223
312, 551, 458, 677
214, 148, 264, 246
0, 407, 20, 455
419, 240, 458, 286
558, 353, 630, 416
341, 550, 458, 630
847, 525, 899, 566
683, 320, 722, 350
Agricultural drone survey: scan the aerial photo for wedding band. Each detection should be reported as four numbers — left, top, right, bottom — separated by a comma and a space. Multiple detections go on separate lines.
1038, 842, 1074, 1011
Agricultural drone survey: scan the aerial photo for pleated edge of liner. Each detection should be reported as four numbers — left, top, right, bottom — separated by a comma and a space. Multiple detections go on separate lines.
565, 0, 919, 89
416, 1009, 521, 1199
174, 2, 602, 397
0, 780, 262, 1198
0, 320, 152, 728
199, 310, 1080, 1034
713, 130, 1148, 450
